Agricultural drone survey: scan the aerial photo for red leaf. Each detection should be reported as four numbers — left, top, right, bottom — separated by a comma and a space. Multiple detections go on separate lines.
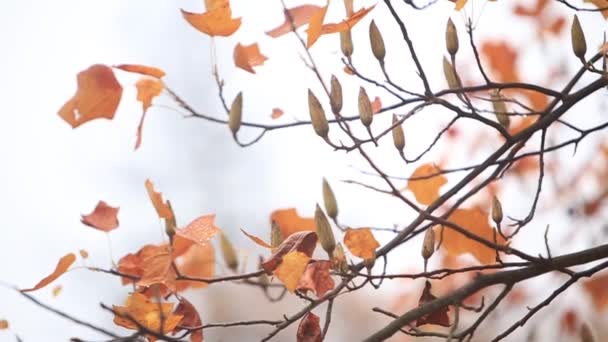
173, 297, 203, 342
297, 260, 335, 297
81, 200, 119, 232
415, 281, 450, 327
271, 108, 284, 119
297, 312, 322, 342
262, 231, 318, 273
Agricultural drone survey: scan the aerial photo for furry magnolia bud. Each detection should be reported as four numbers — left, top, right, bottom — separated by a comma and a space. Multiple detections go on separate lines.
492, 196, 503, 225
421, 228, 435, 260
322, 178, 338, 219
331, 243, 348, 273
330, 75, 343, 114
164, 201, 176, 238
228, 92, 243, 135
308, 89, 329, 138
443, 56, 458, 90
315, 204, 336, 256
219, 233, 239, 271
446, 18, 459, 56
270, 222, 283, 249
571, 15, 587, 60
491, 91, 510, 129
369, 20, 386, 62
340, 29, 353, 57
358, 87, 373, 127
391, 114, 405, 151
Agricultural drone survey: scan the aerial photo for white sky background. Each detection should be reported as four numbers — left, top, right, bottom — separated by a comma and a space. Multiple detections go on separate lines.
0, 0, 607, 341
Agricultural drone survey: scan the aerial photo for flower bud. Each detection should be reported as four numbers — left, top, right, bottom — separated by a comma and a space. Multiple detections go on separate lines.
219, 233, 238, 271
165, 200, 176, 238
315, 204, 336, 256
331, 243, 348, 273
322, 178, 338, 219
228, 92, 243, 134
270, 221, 283, 249
340, 29, 353, 57
491, 91, 510, 129
369, 20, 385, 62
308, 89, 329, 138
330, 75, 343, 114
492, 195, 503, 225
391, 114, 405, 151
580, 323, 595, 342
571, 15, 587, 60
421, 228, 435, 260
446, 18, 459, 56
358, 87, 373, 127
443, 56, 458, 90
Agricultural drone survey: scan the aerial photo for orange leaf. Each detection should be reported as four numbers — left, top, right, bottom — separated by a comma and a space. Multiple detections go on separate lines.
583, 272, 608, 310
22, 253, 76, 292
79, 249, 89, 259
585, 0, 608, 19
437, 207, 506, 265
306, 3, 329, 48
271, 108, 284, 119
343, 228, 379, 259
297, 260, 335, 297
271, 208, 316, 239
205, 0, 226, 11
262, 231, 318, 273
80, 200, 119, 232
266, 5, 323, 38
173, 297, 203, 342
274, 251, 310, 292
407, 163, 448, 206
181, 3, 241, 37
454, 0, 468, 11
114, 64, 165, 78
371, 96, 382, 114
113, 292, 183, 337
233, 42, 268, 74
320, 5, 376, 34
58, 64, 123, 128
175, 214, 220, 246
175, 243, 215, 291
137, 244, 176, 291
416, 281, 450, 327
241, 228, 272, 248
0, 320, 8, 330
136, 78, 163, 113
297, 312, 322, 342
144, 179, 173, 219
481, 41, 519, 83
560, 309, 578, 334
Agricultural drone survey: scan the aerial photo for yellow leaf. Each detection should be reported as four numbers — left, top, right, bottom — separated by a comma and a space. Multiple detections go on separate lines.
274, 251, 310, 292
113, 292, 183, 338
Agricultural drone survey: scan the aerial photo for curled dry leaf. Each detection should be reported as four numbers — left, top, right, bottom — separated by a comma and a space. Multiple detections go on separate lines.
271, 208, 316, 239
297, 260, 335, 297
181, 2, 241, 37
144, 179, 173, 219
136, 244, 176, 291
241, 228, 272, 248
343, 228, 379, 260
306, 3, 329, 48
22, 253, 76, 292
173, 297, 203, 342
271, 108, 284, 119
416, 281, 450, 327
58, 64, 123, 128
114, 64, 165, 78
266, 5, 323, 38
233, 42, 268, 74
175, 214, 220, 246
80, 200, 119, 232
437, 207, 506, 265
407, 163, 448, 206
275, 251, 311, 292
134, 78, 163, 150
297, 312, 322, 342
262, 231, 318, 273
320, 4, 376, 34
113, 292, 183, 340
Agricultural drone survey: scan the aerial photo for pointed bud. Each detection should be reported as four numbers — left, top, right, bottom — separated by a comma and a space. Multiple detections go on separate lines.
270, 221, 283, 249
571, 15, 587, 60
165, 200, 176, 238
219, 233, 238, 271
391, 114, 405, 151
369, 20, 386, 62
330, 75, 343, 114
491, 91, 510, 129
580, 323, 595, 342
358, 87, 373, 127
315, 204, 336, 256
492, 196, 503, 225
308, 89, 329, 138
228, 92, 243, 134
421, 228, 435, 260
443, 56, 458, 90
446, 18, 459, 56
322, 178, 338, 219
340, 29, 353, 57
331, 243, 348, 273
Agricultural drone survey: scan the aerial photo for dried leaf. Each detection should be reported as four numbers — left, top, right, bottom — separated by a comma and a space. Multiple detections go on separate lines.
137, 244, 176, 291
320, 5, 376, 34
271, 108, 284, 119
175, 243, 215, 291
437, 207, 506, 265
307, 3, 329, 48
181, 2, 241, 37
145, 179, 173, 219
297, 312, 322, 342
262, 231, 318, 273
0, 320, 8, 330
344, 228, 379, 259
416, 281, 450, 327
115, 64, 165, 78
271, 208, 316, 239
407, 163, 448, 206
136, 78, 163, 113
81, 200, 119, 232
205, 0, 226, 11
58, 64, 123, 128
22, 253, 76, 292
371, 96, 382, 114
233, 42, 268, 74
113, 292, 183, 338
454, 0, 468, 11
583, 273, 608, 310
241, 228, 272, 248
274, 251, 310, 292
175, 214, 220, 246
297, 260, 335, 297
266, 5, 323, 38
173, 297, 203, 342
